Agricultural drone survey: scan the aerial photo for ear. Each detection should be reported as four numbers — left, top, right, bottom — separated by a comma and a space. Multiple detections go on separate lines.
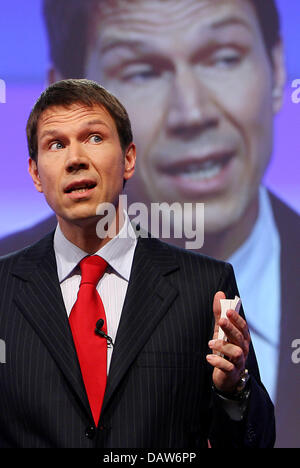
28, 158, 43, 193
123, 143, 137, 182
271, 39, 286, 114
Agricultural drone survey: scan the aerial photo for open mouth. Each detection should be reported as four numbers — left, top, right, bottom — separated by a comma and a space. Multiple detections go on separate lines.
64, 181, 97, 194
159, 153, 234, 181
156, 151, 236, 197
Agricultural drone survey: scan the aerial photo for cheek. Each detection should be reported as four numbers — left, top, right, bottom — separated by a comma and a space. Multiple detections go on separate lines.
127, 102, 167, 181
38, 166, 60, 199
110, 82, 169, 172
101, 158, 125, 188
216, 68, 274, 176
238, 86, 273, 179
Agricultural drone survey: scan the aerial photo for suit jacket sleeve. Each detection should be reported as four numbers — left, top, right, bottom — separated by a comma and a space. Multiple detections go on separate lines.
208, 262, 276, 448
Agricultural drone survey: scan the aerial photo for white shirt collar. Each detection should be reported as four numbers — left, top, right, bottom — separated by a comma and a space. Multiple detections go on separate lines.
229, 186, 280, 281
54, 210, 137, 283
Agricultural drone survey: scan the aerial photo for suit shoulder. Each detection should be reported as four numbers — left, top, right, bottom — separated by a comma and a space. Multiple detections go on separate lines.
0, 215, 56, 257
0, 232, 54, 270
269, 191, 300, 232
0, 245, 28, 266
137, 237, 237, 301
138, 235, 229, 274
168, 240, 226, 267
269, 191, 300, 263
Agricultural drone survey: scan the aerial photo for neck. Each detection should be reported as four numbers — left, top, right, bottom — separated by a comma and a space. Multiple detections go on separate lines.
57, 207, 125, 254
166, 195, 259, 261
202, 196, 259, 260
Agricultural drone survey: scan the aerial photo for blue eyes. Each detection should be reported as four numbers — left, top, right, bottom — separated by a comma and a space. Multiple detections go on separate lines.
89, 135, 102, 144
49, 134, 102, 150
50, 141, 64, 151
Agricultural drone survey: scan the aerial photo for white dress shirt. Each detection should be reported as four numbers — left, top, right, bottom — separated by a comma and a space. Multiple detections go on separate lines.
54, 211, 137, 373
54, 210, 249, 420
229, 187, 281, 403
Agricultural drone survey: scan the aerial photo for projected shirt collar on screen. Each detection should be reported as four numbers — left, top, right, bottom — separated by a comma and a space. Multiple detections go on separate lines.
229, 186, 281, 404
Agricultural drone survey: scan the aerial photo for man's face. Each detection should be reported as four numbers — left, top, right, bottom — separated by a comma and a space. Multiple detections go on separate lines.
84, 0, 284, 234
29, 103, 136, 233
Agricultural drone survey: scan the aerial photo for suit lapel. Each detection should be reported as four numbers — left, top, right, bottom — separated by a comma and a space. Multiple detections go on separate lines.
101, 236, 179, 415
11, 233, 92, 421
10, 232, 180, 424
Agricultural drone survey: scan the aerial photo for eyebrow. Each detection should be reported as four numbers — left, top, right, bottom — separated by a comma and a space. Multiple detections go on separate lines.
84, 119, 111, 129
39, 119, 111, 141
39, 129, 61, 141
101, 38, 153, 55
101, 15, 253, 55
210, 16, 253, 32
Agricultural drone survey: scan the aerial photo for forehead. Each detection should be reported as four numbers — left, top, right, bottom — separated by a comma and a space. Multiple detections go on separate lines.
37, 103, 116, 134
93, 0, 261, 43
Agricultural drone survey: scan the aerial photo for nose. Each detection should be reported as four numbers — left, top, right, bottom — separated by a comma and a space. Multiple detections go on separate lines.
166, 64, 219, 139
65, 143, 90, 173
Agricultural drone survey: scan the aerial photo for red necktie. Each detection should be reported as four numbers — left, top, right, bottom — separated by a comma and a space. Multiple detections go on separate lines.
69, 255, 108, 426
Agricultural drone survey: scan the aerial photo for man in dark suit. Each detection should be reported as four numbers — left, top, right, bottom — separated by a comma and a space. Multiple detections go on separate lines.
0, 0, 298, 447
0, 79, 274, 448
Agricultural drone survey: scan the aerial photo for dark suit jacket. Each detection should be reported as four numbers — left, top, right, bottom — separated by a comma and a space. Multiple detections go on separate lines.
0, 232, 274, 448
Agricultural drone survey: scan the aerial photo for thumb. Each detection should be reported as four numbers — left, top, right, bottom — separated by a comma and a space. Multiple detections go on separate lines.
212, 291, 226, 340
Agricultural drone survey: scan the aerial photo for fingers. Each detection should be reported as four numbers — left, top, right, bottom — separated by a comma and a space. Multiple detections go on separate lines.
206, 353, 237, 374
213, 291, 226, 322
208, 340, 245, 368
219, 310, 250, 356
206, 339, 246, 393
226, 309, 250, 342
208, 293, 251, 393
207, 307, 250, 393
212, 291, 226, 340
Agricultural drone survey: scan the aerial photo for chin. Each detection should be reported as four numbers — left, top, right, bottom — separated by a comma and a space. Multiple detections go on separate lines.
61, 211, 99, 225
203, 204, 245, 235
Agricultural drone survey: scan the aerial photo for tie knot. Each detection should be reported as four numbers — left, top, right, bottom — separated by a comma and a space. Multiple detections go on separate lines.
79, 256, 108, 286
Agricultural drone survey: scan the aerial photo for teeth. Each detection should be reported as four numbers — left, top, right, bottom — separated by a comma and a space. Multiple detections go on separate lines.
180, 161, 223, 180
67, 184, 95, 193
164, 154, 233, 181
72, 187, 89, 193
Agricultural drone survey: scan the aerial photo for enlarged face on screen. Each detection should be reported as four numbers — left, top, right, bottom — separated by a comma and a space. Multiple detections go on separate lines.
85, 0, 285, 234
